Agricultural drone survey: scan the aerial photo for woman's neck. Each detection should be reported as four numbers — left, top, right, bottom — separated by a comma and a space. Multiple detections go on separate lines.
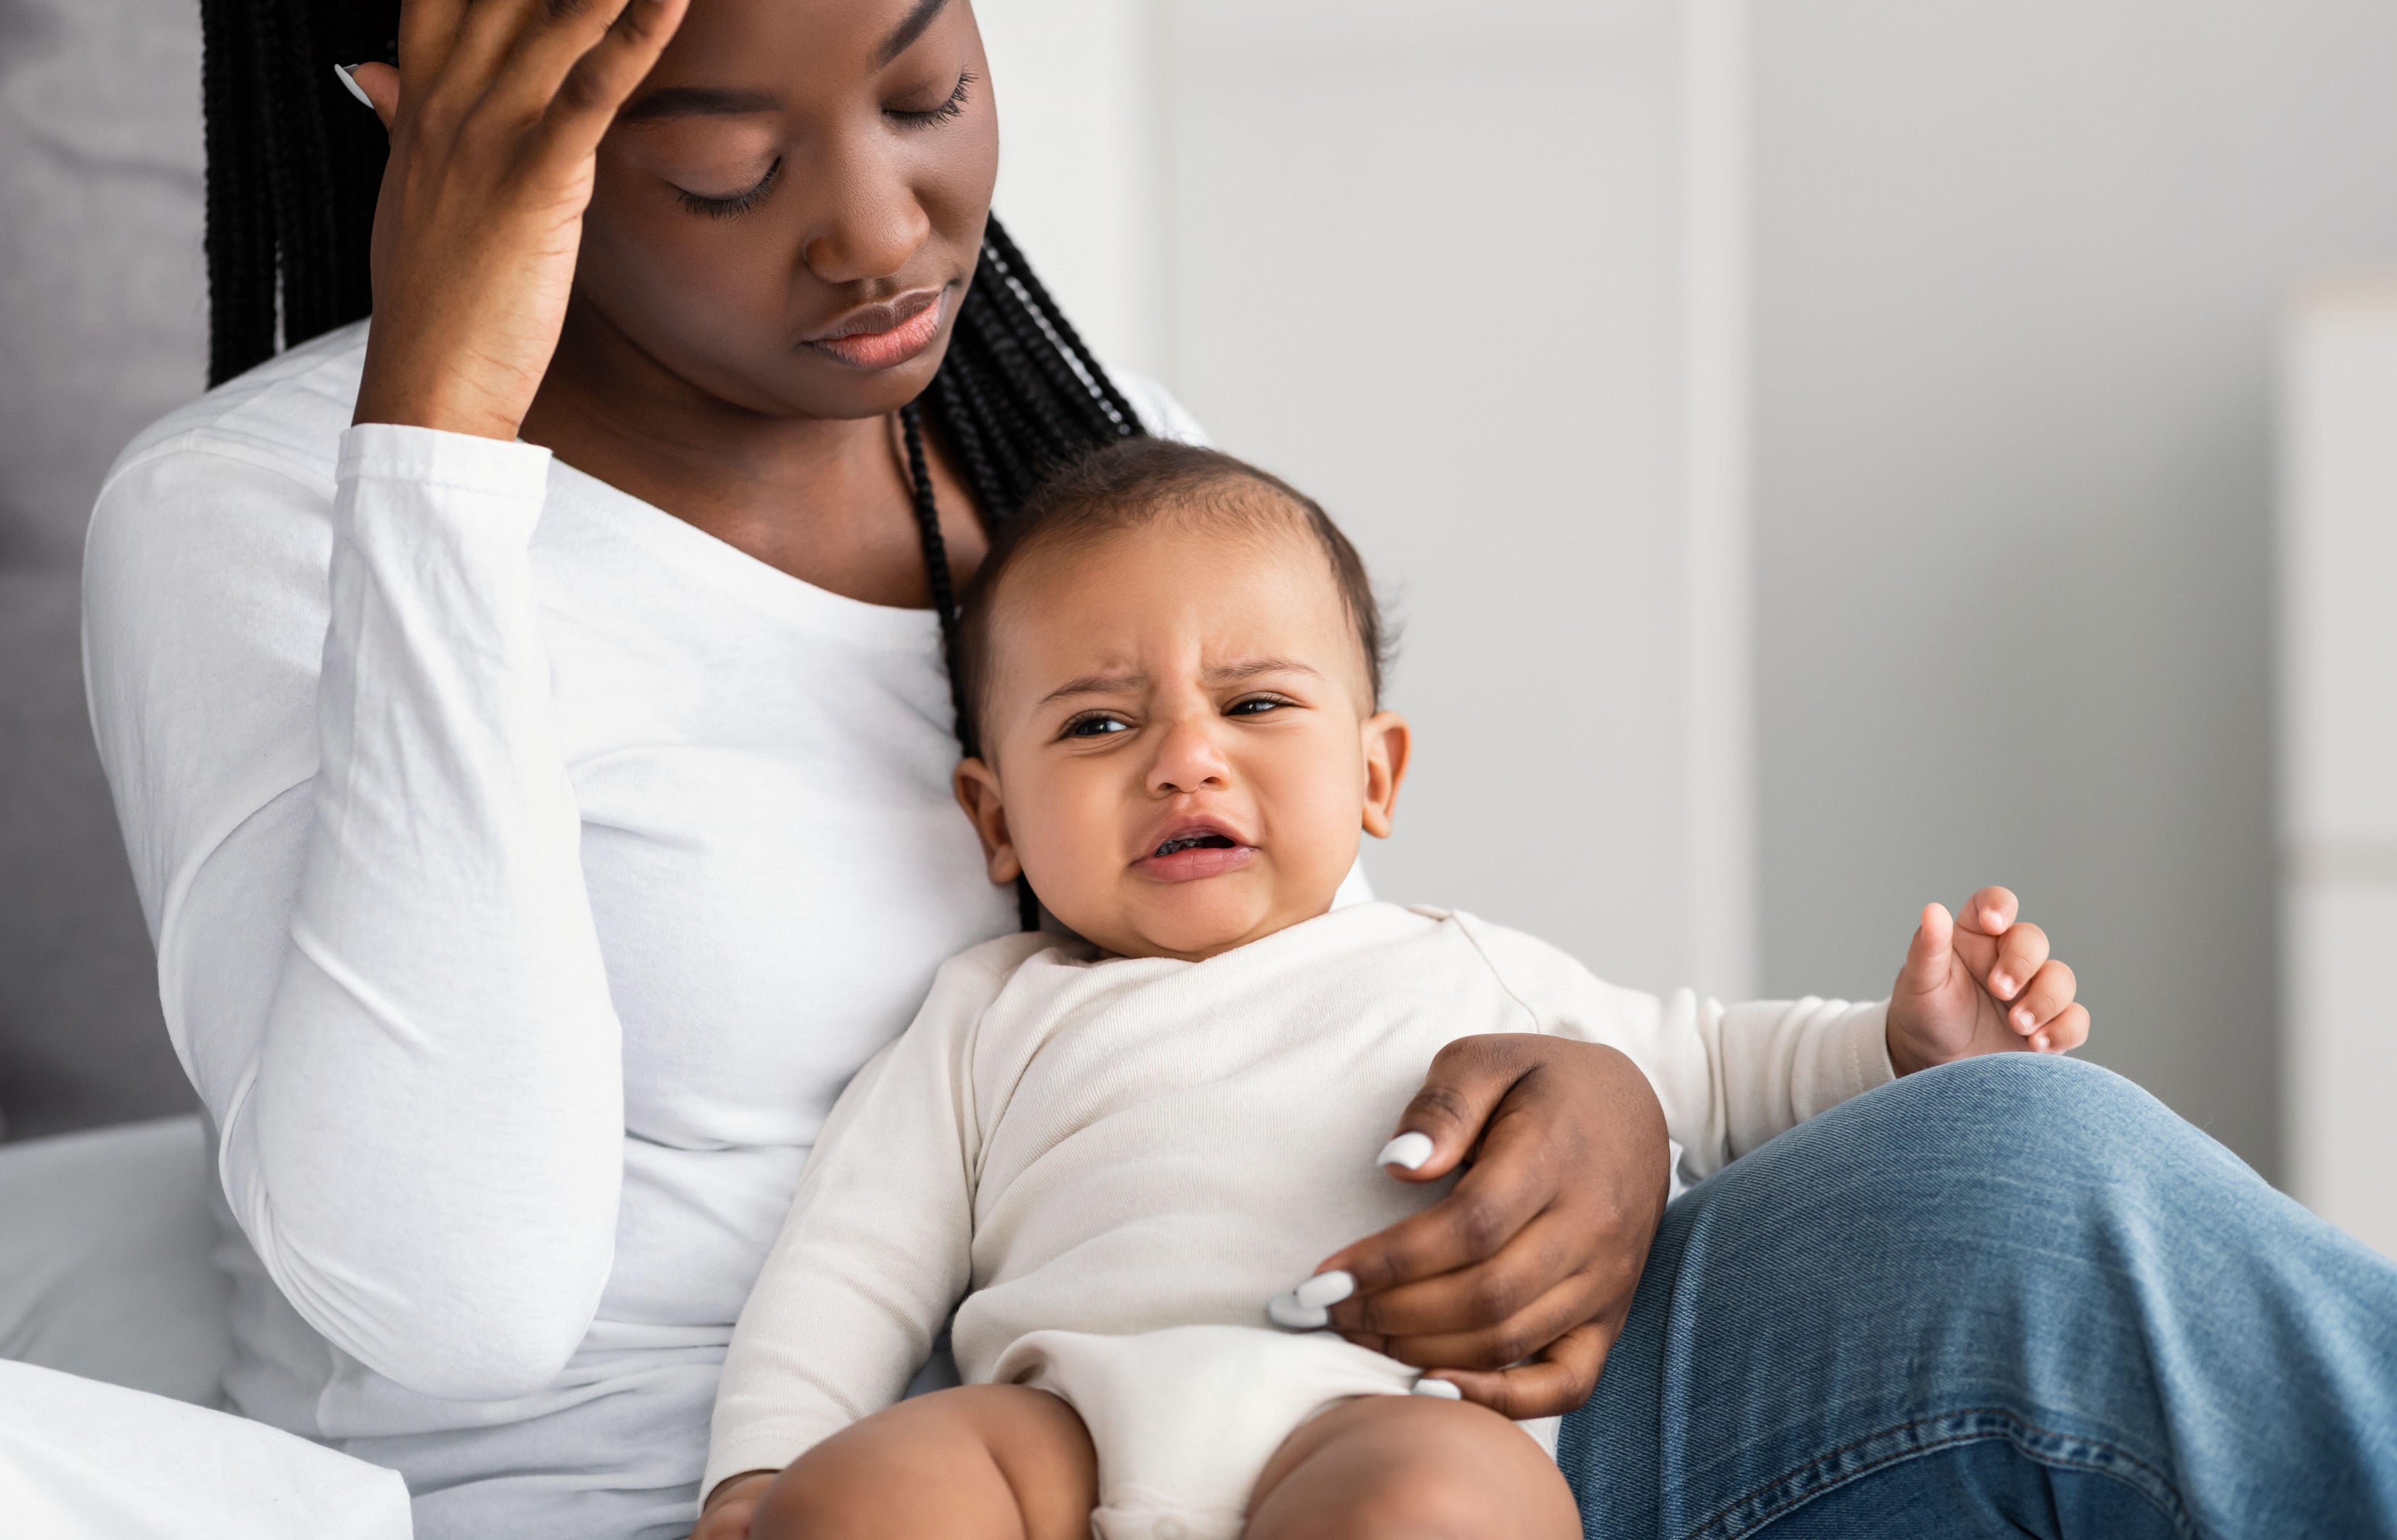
520, 298, 987, 608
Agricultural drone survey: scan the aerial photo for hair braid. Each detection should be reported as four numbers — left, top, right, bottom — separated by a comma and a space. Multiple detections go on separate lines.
199, 10, 1144, 927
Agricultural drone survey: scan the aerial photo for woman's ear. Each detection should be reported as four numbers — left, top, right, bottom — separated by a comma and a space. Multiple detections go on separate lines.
953, 758, 1023, 884
1359, 710, 1411, 839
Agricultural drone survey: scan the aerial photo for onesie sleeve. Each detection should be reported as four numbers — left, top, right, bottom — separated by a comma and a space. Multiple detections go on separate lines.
1451, 915, 1893, 1185
83, 423, 628, 1402
702, 944, 1024, 1504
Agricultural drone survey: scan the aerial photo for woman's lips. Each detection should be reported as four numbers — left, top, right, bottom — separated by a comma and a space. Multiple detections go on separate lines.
802, 289, 947, 371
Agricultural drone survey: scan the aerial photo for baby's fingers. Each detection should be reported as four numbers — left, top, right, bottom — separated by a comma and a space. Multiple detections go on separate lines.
1957, 885, 2019, 936
2005, 959, 2077, 1036
1987, 922, 2049, 1002
2028, 1002, 2090, 1055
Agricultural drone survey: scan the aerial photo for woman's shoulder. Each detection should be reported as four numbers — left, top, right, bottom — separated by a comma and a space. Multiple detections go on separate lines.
102, 320, 369, 503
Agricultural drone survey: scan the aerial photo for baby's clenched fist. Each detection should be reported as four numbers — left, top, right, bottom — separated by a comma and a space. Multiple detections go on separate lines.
1886, 886, 2089, 1077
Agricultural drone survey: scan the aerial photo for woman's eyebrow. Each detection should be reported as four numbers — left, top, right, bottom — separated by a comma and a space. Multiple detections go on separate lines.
617, 86, 782, 124
875, 0, 954, 67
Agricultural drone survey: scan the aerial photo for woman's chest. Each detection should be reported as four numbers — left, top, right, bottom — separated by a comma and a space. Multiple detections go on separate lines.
528, 508, 1017, 1147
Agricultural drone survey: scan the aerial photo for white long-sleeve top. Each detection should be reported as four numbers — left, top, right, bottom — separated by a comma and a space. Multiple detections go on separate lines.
78, 320, 1207, 1540
706, 903, 1892, 1499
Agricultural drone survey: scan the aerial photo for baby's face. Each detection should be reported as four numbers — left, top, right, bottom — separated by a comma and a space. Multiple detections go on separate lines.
955, 512, 1408, 961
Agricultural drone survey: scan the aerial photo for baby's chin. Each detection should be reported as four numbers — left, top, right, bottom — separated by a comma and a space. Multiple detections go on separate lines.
1072, 878, 1334, 964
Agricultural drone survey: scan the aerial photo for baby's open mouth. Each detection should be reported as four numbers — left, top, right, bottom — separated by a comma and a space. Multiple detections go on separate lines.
1152, 833, 1238, 858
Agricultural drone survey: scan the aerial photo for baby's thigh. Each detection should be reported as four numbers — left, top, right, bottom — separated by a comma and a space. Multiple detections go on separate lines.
752, 1384, 1098, 1540
1244, 1396, 1578, 1540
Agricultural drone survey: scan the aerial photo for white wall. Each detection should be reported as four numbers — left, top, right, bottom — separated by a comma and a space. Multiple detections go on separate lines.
1748, 0, 2397, 1177
982, 0, 1758, 996
2282, 286, 2397, 1254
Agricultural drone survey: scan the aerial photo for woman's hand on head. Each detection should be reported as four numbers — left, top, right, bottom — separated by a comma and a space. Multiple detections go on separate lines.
1299, 1035, 1670, 1420
347, 0, 690, 440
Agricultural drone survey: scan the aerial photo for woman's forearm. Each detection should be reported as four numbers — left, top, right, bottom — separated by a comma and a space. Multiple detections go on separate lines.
88, 428, 625, 1401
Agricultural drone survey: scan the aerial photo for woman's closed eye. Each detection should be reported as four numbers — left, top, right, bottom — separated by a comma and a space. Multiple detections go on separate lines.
888, 71, 976, 130
674, 157, 783, 219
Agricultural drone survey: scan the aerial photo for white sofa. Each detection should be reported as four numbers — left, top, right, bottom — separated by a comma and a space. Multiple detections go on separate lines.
0, 1117, 415, 1537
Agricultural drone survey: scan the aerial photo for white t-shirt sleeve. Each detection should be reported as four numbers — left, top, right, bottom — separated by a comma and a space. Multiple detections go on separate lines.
1452, 915, 1893, 1185
703, 945, 1024, 1502
83, 423, 625, 1401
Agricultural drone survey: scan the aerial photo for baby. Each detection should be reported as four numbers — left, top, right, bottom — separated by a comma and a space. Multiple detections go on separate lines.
698, 441, 2087, 1540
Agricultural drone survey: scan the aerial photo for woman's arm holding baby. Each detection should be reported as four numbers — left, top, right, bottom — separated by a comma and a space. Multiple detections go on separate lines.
1305, 887, 2088, 1421
1307, 1035, 1672, 1420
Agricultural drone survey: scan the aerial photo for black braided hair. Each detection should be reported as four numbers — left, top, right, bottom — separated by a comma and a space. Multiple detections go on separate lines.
199, 0, 1141, 929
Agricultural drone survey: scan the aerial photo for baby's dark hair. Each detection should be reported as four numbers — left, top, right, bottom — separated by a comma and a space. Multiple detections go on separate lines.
952, 439, 1390, 755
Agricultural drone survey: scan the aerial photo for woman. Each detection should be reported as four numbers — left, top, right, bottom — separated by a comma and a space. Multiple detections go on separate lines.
81, 1, 2396, 1537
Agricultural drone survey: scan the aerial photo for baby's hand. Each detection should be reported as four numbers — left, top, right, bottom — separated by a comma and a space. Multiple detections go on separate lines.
693, 1471, 776, 1540
1885, 886, 2089, 1076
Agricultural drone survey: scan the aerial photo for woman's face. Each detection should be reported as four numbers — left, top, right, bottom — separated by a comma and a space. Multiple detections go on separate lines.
574, 0, 998, 422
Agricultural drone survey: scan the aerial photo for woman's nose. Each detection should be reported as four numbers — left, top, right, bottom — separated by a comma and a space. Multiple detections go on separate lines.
1147, 718, 1234, 795
797, 137, 933, 286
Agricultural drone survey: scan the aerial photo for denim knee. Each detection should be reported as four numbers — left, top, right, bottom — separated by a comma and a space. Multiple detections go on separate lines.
1825, 1053, 2206, 1181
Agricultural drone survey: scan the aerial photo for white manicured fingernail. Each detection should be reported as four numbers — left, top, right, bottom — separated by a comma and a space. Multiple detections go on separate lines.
1411, 1377, 1463, 1399
1267, 1293, 1329, 1330
333, 64, 373, 109
1293, 1271, 1355, 1309
1378, 1132, 1434, 1170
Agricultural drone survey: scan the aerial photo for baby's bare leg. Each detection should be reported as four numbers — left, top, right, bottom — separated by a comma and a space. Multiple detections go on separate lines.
748, 1384, 1097, 1540
1244, 1395, 1579, 1540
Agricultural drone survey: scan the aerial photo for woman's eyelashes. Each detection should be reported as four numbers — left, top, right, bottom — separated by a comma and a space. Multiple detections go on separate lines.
669, 72, 972, 217
674, 157, 783, 219
887, 70, 976, 129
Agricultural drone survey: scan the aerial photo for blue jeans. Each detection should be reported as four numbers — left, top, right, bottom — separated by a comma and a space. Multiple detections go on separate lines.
1561, 1054, 2397, 1539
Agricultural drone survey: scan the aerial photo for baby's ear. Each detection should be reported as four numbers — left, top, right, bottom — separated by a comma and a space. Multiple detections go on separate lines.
1359, 711, 1411, 839
952, 759, 1023, 884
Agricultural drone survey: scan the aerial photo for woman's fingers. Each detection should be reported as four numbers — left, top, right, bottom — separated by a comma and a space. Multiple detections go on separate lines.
1363, 1251, 1614, 1375
541, 0, 691, 157
1325, 1208, 1592, 1345
2029, 1002, 2090, 1054
1987, 922, 2050, 1002
1417, 1318, 1615, 1421
2006, 959, 2076, 1036
395, 0, 471, 93
1366, 1035, 1548, 1187
437, 0, 562, 109
1316, 1140, 1554, 1299
346, 63, 402, 129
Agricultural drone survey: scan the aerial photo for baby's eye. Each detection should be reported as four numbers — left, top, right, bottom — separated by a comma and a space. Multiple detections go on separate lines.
1064, 713, 1131, 738
1226, 695, 1292, 716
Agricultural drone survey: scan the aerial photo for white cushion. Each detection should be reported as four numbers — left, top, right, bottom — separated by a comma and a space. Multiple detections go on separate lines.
0, 1114, 231, 1404
0, 1358, 410, 1539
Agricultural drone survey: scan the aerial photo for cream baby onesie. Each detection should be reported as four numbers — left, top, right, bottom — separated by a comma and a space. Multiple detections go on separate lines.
706, 903, 1894, 1539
